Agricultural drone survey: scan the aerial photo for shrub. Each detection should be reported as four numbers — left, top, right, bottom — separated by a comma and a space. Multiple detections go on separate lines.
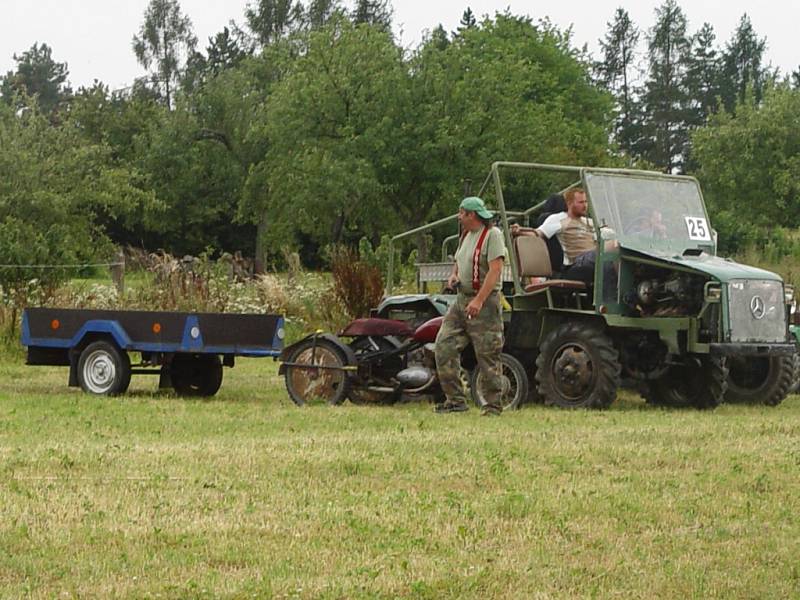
328, 245, 384, 319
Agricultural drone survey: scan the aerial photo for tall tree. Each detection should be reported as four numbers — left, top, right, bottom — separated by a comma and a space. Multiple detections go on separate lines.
792, 67, 800, 89
0, 43, 71, 116
132, 0, 197, 110
719, 14, 768, 111
245, 0, 301, 46
692, 84, 800, 252
685, 22, 722, 127
595, 8, 640, 155
638, 0, 691, 172
459, 8, 477, 31
351, 0, 392, 31
302, 0, 343, 30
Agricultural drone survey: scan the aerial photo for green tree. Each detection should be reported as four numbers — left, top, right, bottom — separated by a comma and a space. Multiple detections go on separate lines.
301, 0, 344, 30
0, 43, 72, 117
351, 0, 392, 31
245, 0, 302, 46
132, 0, 198, 109
0, 100, 154, 304
719, 14, 769, 112
458, 7, 477, 32
685, 22, 722, 126
638, 0, 691, 172
595, 8, 640, 156
692, 84, 800, 252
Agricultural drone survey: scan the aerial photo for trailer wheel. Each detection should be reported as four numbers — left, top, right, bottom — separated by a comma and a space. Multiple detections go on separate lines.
284, 338, 350, 406
77, 340, 131, 396
171, 354, 223, 397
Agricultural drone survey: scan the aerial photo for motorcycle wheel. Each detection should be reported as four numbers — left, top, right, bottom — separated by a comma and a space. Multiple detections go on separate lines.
469, 353, 529, 411
284, 338, 350, 406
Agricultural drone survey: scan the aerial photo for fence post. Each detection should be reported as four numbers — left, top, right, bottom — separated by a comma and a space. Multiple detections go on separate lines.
111, 248, 125, 294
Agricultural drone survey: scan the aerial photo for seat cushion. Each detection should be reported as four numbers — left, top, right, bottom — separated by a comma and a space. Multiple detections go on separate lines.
524, 279, 587, 294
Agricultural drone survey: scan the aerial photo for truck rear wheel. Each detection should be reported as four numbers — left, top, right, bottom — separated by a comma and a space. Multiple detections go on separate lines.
725, 355, 793, 407
536, 322, 620, 409
171, 354, 223, 397
77, 340, 131, 396
643, 356, 727, 410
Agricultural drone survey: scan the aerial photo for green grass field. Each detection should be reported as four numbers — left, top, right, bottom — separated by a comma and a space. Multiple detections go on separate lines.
1, 354, 799, 599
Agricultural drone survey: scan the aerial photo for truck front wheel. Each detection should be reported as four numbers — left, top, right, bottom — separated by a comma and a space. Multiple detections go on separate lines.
536, 322, 620, 409
643, 356, 727, 410
77, 340, 131, 396
725, 355, 794, 407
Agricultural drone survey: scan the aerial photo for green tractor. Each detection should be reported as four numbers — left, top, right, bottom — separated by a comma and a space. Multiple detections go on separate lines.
387, 162, 796, 409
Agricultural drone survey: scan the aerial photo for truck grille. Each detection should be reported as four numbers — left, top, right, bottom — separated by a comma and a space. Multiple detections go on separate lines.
728, 280, 787, 343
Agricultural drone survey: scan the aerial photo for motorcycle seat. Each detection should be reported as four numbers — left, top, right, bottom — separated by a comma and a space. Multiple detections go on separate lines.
339, 318, 414, 338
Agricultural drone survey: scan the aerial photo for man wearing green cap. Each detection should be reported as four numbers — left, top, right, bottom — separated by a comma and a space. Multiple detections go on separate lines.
435, 196, 507, 416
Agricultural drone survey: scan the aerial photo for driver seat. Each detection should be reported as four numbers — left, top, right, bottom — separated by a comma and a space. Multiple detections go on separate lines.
515, 235, 587, 294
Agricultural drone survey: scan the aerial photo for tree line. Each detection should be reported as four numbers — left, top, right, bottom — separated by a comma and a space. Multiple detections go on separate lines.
1, 0, 799, 287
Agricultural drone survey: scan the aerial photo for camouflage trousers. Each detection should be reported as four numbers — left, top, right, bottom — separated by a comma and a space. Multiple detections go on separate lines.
435, 292, 504, 411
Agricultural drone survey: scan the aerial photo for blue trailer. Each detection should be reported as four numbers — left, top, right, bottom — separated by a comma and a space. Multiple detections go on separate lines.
21, 308, 285, 396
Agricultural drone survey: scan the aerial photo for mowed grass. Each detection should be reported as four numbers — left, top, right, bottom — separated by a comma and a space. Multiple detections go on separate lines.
1, 353, 800, 599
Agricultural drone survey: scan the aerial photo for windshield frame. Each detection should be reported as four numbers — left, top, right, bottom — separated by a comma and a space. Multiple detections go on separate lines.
582, 169, 715, 256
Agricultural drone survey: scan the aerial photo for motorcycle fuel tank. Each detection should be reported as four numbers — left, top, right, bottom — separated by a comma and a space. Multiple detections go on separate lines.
413, 317, 443, 344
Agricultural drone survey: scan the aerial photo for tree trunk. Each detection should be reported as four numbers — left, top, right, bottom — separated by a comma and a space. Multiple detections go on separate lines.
254, 213, 267, 274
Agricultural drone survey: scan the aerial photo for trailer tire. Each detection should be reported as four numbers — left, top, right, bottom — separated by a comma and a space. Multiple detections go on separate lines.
171, 354, 223, 397
77, 340, 131, 396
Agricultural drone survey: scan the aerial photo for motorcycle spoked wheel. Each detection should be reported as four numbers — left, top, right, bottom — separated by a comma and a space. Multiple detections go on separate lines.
284, 338, 350, 406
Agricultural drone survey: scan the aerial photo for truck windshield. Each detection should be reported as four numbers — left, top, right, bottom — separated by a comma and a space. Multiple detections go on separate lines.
584, 172, 713, 254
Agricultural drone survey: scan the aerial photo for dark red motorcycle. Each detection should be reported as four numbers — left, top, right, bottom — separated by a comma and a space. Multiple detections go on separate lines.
280, 314, 528, 409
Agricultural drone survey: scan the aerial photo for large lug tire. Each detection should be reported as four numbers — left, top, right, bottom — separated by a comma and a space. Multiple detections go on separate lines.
77, 340, 131, 396
171, 354, 223, 397
284, 338, 350, 406
643, 356, 727, 410
725, 355, 794, 407
470, 353, 529, 411
536, 322, 620, 409
789, 350, 800, 395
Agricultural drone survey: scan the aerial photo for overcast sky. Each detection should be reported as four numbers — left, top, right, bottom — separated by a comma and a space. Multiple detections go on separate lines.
2, 1, 797, 90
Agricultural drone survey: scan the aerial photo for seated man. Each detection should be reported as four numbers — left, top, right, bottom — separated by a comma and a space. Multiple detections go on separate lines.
511, 187, 616, 279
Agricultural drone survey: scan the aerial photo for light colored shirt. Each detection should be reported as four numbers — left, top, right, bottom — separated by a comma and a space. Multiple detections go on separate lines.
538, 212, 597, 265
455, 226, 507, 292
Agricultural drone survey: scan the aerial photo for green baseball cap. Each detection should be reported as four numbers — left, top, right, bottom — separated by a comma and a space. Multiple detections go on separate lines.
460, 196, 494, 219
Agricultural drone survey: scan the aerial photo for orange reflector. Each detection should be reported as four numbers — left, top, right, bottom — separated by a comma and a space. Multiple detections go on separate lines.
599, 305, 607, 314
152, 323, 162, 334
51, 319, 60, 330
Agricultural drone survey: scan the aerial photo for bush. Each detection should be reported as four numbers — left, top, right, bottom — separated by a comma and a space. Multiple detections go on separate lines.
328, 245, 384, 319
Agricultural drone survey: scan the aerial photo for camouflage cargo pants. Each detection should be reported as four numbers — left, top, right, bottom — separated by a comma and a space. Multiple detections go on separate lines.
435, 292, 504, 412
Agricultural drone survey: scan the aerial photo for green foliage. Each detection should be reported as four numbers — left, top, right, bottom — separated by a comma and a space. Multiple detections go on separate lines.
638, 0, 691, 172
692, 84, 800, 253
0, 42, 72, 117
132, 0, 197, 109
0, 101, 154, 300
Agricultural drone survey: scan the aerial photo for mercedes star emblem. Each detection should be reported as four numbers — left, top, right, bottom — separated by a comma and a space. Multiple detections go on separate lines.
750, 295, 766, 320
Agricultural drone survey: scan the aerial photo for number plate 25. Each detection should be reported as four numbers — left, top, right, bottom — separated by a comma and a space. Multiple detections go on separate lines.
684, 216, 711, 241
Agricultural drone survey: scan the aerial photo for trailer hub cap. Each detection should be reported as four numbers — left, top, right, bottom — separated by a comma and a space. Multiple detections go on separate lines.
552, 344, 593, 400
83, 350, 116, 393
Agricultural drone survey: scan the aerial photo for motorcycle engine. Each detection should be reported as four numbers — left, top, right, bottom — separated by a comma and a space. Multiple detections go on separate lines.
396, 366, 435, 387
